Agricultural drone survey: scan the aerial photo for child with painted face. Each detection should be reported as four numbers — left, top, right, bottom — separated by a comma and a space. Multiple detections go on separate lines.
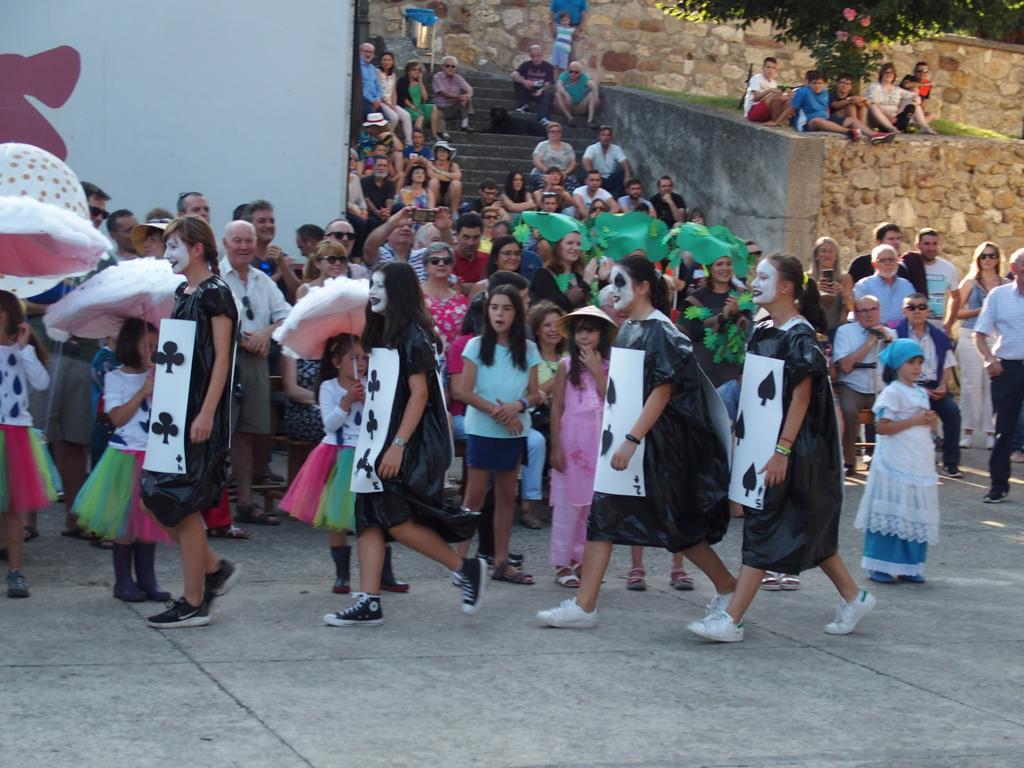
548, 306, 616, 587
141, 216, 240, 628
0, 290, 55, 599
537, 255, 736, 628
689, 254, 876, 643
854, 338, 939, 584
73, 318, 171, 603
457, 284, 542, 585
325, 263, 486, 625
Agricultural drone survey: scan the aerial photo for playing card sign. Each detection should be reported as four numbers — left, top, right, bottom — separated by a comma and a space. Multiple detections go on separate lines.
593, 347, 646, 497
143, 319, 195, 474
728, 353, 784, 509
350, 348, 400, 493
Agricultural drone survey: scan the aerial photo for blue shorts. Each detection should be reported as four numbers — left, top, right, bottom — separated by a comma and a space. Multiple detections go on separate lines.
466, 435, 527, 471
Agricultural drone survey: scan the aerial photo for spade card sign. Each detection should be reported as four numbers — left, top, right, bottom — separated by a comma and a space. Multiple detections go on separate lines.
350, 348, 400, 493
593, 347, 646, 497
142, 319, 196, 474
728, 353, 784, 509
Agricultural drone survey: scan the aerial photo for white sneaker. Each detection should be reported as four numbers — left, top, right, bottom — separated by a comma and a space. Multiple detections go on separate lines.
959, 435, 973, 449
987, 434, 996, 450
704, 592, 731, 614
537, 598, 598, 628
824, 589, 876, 635
687, 609, 745, 642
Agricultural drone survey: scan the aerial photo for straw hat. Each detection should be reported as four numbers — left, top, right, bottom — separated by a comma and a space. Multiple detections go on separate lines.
556, 304, 618, 340
130, 219, 170, 254
363, 112, 389, 127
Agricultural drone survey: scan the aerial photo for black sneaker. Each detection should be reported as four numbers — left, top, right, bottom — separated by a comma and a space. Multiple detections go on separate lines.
983, 488, 1009, 504
204, 559, 240, 613
6, 569, 29, 598
147, 597, 210, 628
459, 556, 487, 615
324, 593, 383, 626
941, 464, 964, 479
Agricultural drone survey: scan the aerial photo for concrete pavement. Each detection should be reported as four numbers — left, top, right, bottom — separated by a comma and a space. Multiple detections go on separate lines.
4, 446, 1024, 767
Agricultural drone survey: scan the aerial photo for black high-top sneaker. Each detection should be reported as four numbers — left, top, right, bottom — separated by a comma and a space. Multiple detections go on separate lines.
459, 556, 487, 615
324, 593, 383, 626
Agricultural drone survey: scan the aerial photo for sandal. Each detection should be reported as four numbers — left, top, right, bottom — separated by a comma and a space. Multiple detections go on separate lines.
780, 574, 801, 591
491, 560, 534, 585
626, 566, 646, 591
760, 571, 783, 591
23, 526, 39, 542
208, 524, 251, 539
555, 568, 580, 588
234, 504, 280, 526
670, 567, 694, 591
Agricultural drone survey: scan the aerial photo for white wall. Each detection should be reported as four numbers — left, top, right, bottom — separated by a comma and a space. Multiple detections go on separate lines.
2, 0, 355, 255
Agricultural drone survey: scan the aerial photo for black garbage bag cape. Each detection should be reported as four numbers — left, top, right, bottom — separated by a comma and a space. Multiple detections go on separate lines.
588, 310, 731, 552
141, 277, 238, 527
355, 322, 480, 543
741, 317, 843, 573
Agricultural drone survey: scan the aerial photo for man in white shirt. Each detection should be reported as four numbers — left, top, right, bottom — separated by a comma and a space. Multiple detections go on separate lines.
974, 247, 1024, 502
744, 56, 791, 123
220, 220, 292, 523
582, 125, 630, 197
572, 169, 618, 220
909, 227, 960, 333
833, 295, 893, 473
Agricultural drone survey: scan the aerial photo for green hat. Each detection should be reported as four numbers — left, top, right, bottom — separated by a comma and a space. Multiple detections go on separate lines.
520, 211, 590, 251
590, 211, 668, 262
669, 222, 748, 274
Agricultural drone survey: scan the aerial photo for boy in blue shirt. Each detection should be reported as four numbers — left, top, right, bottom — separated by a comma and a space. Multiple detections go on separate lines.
768, 70, 893, 145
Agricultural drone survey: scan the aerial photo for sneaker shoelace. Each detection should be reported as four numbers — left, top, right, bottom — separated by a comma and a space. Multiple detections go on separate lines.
460, 570, 476, 605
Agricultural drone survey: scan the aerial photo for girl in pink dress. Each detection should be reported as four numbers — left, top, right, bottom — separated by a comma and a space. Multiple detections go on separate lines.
548, 306, 617, 587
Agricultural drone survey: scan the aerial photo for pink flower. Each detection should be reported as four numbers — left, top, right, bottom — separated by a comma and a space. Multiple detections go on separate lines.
842, 7, 857, 21
859, 15, 871, 26
852, 35, 865, 48
835, 30, 849, 41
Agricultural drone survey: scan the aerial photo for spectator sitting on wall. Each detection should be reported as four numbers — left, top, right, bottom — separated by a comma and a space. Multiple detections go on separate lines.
582, 125, 629, 198
432, 55, 474, 139
616, 178, 652, 215
744, 56, 791, 124
829, 74, 870, 127
652, 175, 686, 228
768, 69, 893, 145
513, 45, 556, 126
899, 61, 933, 123
865, 62, 935, 135
554, 60, 600, 128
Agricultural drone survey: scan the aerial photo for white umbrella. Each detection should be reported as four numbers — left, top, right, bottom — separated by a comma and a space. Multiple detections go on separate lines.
273, 275, 368, 360
43, 257, 184, 341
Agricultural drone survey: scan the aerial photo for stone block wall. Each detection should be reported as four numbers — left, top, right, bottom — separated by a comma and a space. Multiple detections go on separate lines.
369, 1, 1024, 135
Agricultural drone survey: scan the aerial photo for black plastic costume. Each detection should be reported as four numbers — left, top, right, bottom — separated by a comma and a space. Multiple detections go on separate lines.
141, 277, 238, 527
741, 318, 842, 573
355, 322, 479, 542
587, 312, 730, 552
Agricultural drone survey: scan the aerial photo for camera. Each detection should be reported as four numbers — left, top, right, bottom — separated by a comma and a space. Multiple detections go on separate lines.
411, 208, 437, 223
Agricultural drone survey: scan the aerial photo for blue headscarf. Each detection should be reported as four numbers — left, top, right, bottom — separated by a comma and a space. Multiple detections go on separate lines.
879, 337, 924, 371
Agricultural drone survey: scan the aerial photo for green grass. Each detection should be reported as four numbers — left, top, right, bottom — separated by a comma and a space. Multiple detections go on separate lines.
931, 118, 1016, 140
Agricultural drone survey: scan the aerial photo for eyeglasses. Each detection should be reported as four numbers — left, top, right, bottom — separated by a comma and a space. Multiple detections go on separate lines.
325, 231, 355, 241
428, 257, 454, 266
483, 214, 499, 220
980, 252, 999, 260
569, 69, 581, 74
916, 68, 929, 74
90, 206, 109, 220
905, 303, 929, 311
749, 249, 763, 257
444, 64, 456, 69
241, 295, 255, 321
318, 255, 349, 265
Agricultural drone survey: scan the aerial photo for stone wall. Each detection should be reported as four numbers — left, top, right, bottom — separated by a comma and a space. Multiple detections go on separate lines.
369, 1, 1024, 135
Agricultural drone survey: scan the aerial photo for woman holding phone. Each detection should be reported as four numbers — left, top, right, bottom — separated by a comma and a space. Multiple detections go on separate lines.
809, 236, 853, 337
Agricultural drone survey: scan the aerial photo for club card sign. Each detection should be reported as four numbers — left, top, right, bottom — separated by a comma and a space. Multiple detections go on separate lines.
143, 319, 196, 474
728, 353, 784, 509
593, 347, 646, 497
350, 348, 400, 493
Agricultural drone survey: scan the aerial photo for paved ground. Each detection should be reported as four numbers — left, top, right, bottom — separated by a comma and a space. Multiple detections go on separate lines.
4, 446, 1024, 768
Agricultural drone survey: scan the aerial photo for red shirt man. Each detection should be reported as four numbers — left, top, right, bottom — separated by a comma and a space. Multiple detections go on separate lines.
453, 212, 488, 289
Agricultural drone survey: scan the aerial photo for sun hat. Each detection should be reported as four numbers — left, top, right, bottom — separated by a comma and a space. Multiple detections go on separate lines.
433, 139, 457, 157
363, 112, 389, 127
130, 219, 170, 254
556, 304, 618, 340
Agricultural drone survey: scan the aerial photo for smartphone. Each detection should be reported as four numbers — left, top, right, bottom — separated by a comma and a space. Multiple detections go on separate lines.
822, 268, 834, 283
411, 208, 436, 223
258, 260, 275, 276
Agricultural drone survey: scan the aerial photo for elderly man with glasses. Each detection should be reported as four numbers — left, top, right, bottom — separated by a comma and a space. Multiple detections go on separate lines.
431, 56, 474, 139
555, 60, 600, 128
833, 295, 894, 474
855, 243, 917, 327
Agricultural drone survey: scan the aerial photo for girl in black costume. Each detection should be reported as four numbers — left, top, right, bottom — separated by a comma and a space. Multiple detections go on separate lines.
537, 255, 737, 628
141, 216, 239, 628
324, 262, 485, 626
688, 254, 876, 643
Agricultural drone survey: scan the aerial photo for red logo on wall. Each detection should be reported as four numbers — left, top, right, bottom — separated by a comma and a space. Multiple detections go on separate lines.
0, 46, 81, 160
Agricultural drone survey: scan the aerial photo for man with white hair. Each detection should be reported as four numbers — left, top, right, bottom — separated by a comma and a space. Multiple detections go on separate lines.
854, 244, 916, 327
974, 248, 1024, 503
220, 220, 291, 524
431, 56, 474, 139
512, 45, 555, 126
555, 61, 600, 127
359, 42, 383, 118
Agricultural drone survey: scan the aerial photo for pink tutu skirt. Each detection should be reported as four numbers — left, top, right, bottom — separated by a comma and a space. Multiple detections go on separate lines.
0, 425, 56, 517
73, 447, 170, 543
279, 443, 356, 532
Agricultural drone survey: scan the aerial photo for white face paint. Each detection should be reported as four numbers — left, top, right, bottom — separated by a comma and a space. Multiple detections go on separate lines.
609, 265, 634, 312
369, 271, 388, 314
751, 258, 778, 305
165, 234, 190, 275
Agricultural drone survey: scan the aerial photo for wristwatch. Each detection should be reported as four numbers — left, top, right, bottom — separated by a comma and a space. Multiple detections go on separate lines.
392, 436, 408, 448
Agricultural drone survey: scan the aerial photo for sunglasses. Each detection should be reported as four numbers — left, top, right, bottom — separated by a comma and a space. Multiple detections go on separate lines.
749, 250, 763, 257
90, 206, 109, 220
428, 257, 454, 266
905, 303, 929, 311
318, 255, 348, 265
444, 64, 456, 69
483, 214, 499, 220
325, 231, 355, 241
980, 252, 998, 260
241, 295, 255, 321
